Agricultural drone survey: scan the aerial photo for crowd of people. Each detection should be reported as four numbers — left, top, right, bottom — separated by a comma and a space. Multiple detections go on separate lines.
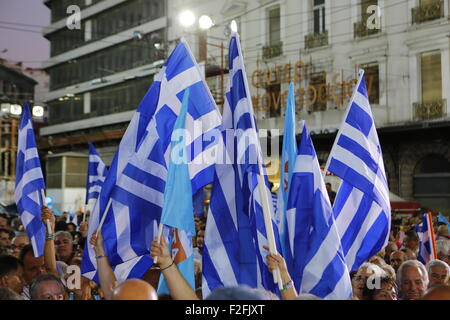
0, 206, 449, 300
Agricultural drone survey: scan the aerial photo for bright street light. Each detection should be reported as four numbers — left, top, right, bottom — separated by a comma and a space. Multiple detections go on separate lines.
10, 104, 22, 116
179, 10, 196, 28
199, 15, 214, 30
32, 105, 45, 118
230, 20, 238, 32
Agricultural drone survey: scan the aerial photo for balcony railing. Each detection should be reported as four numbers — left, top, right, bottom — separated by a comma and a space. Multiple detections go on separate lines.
412, 0, 444, 24
305, 31, 328, 50
262, 41, 283, 60
413, 99, 447, 120
354, 20, 381, 38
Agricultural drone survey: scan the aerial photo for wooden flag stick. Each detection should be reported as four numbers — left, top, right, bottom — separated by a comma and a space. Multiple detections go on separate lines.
96, 198, 112, 237
82, 202, 88, 223
428, 212, 438, 260
40, 189, 52, 234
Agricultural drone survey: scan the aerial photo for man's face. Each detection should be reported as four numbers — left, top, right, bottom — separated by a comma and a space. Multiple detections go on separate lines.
23, 252, 46, 284
34, 280, 65, 300
11, 236, 29, 258
0, 266, 25, 294
401, 266, 427, 300
390, 252, 405, 271
0, 231, 11, 247
196, 230, 205, 250
0, 217, 7, 229
428, 265, 449, 288
55, 235, 73, 261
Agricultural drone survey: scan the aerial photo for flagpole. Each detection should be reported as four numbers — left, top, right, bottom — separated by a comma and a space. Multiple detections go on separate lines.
95, 197, 112, 237
427, 212, 438, 260
82, 201, 88, 223
40, 189, 52, 234
233, 32, 283, 289
154, 223, 164, 264
322, 69, 365, 177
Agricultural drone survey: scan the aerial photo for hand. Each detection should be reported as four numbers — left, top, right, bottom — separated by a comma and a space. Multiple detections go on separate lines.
150, 236, 173, 270
80, 277, 92, 300
263, 245, 288, 273
41, 206, 56, 232
90, 230, 105, 256
79, 221, 88, 238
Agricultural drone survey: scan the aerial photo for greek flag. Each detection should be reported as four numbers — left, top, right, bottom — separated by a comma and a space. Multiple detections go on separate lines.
276, 82, 298, 271
287, 121, 352, 299
85, 142, 107, 204
14, 104, 46, 257
416, 212, 437, 264
325, 69, 391, 272
202, 32, 280, 298
81, 39, 221, 284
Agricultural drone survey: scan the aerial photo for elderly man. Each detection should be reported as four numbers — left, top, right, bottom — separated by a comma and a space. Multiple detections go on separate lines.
19, 244, 47, 299
0, 255, 25, 294
422, 284, 450, 300
425, 260, 450, 288
11, 233, 29, 258
30, 274, 65, 300
389, 250, 406, 273
397, 260, 429, 300
436, 239, 450, 266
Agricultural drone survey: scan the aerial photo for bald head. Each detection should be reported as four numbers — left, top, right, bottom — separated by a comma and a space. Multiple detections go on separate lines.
422, 285, 450, 300
111, 279, 158, 300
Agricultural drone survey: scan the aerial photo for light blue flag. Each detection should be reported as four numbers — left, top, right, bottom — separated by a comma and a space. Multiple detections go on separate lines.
277, 82, 298, 270
157, 88, 195, 295
438, 213, 450, 232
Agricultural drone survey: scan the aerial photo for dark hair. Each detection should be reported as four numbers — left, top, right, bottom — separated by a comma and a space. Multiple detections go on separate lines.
0, 254, 23, 278
362, 276, 396, 300
405, 230, 419, 242
55, 221, 68, 232
0, 287, 23, 300
19, 244, 34, 263
67, 222, 76, 229
0, 228, 14, 240
30, 274, 65, 300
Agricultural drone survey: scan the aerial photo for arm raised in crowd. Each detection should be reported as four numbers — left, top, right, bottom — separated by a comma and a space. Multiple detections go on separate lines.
150, 236, 199, 300
41, 207, 58, 276
263, 245, 298, 300
90, 230, 117, 300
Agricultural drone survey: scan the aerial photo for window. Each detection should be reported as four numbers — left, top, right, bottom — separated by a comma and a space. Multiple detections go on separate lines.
65, 156, 88, 188
309, 72, 327, 112
266, 84, 281, 118
421, 52, 442, 103
268, 6, 281, 45
313, 0, 326, 34
361, 64, 380, 104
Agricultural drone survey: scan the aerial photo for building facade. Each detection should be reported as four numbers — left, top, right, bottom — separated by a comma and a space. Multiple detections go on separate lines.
41, 0, 450, 213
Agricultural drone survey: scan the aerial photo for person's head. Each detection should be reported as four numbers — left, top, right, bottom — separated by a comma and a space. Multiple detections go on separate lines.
0, 228, 13, 248
54, 231, 73, 263
66, 223, 76, 233
426, 260, 450, 288
19, 244, 46, 284
368, 255, 386, 266
196, 228, 205, 250
421, 284, 450, 300
435, 240, 450, 265
362, 275, 398, 300
54, 221, 68, 232
205, 285, 269, 300
0, 255, 24, 294
0, 287, 24, 300
390, 250, 406, 272
385, 242, 398, 260
30, 274, 65, 300
0, 216, 8, 229
351, 263, 386, 299
403, 230, 419, 251
437, 225, 449, 237
11, 233, 29, 258
111, 279, 158, 300
397, 260, 428, 300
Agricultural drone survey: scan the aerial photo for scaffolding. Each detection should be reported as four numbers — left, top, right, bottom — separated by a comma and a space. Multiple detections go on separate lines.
0, 118, 18, 203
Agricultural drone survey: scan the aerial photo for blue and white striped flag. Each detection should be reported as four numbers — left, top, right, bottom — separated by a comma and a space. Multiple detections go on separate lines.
325, 69, 391, 272
416, 212, 437, 264
202, 32, 281, 298
287, 121, 352, 299
81, 39, 222, 284
85, 142, 108, 204
14, 104, 46, 257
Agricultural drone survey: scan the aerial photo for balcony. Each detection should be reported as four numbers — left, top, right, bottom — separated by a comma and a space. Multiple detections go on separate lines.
262, 41, 283, 60
412, 0, 444, 24
305, 31, 328, 50
354, 20, 381, 38
413, 99, 447, 120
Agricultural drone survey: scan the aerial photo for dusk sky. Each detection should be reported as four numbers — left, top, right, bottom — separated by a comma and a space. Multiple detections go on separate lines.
0, 0, 50, 68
